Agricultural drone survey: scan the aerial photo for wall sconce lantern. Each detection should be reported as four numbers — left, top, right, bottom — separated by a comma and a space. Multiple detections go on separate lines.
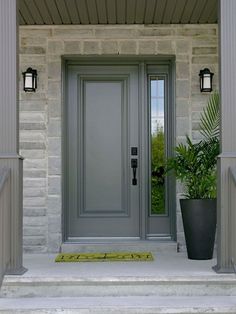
22, 67, 37, 92
199, 68, 214, 92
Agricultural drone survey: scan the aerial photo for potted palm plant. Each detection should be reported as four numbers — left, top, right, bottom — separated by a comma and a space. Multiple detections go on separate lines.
167, 92, 220, 260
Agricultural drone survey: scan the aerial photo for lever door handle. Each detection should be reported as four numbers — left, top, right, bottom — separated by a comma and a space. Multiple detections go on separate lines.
131, 159, 138, 185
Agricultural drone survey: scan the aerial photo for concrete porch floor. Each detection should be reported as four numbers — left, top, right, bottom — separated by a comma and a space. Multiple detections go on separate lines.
2, 246, 236, 313
21, 250, 219, 278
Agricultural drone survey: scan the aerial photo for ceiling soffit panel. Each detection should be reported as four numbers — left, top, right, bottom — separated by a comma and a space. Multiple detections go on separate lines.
19, 0, 218, 25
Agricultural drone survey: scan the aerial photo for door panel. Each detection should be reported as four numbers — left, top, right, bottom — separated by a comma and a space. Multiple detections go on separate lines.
82, 81, 126, 215
66, 65, 139, 239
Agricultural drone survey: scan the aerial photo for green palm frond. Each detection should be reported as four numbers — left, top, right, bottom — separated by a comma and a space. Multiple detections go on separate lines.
199, 91, 220, 139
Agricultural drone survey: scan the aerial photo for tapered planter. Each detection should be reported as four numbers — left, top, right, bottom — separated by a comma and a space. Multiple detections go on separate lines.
180, 199, 216, 260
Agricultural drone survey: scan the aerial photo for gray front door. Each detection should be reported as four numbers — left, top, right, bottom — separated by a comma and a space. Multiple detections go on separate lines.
66, 65, 140, 239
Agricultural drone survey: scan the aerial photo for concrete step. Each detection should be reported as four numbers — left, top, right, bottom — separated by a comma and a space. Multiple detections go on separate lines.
1, 275, 236, 298
0, 296, 236, 313
60, 241, 177, 253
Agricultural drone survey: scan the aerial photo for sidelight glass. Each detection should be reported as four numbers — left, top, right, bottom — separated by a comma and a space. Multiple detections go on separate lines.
150, 77, 166, 215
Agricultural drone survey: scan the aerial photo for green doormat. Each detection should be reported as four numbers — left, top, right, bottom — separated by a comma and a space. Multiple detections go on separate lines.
55, 252, 154, 262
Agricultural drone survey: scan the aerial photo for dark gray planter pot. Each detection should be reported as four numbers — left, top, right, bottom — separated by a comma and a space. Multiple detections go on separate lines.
180, 199, 216, 260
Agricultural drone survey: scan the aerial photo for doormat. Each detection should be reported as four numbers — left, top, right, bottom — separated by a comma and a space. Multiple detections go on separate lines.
55, 252, 154, 262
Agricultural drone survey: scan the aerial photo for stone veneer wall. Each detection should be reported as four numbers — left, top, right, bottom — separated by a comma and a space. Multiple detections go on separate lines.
19, 24, 218, 253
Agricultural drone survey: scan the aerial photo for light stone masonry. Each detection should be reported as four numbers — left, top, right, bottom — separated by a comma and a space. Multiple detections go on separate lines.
19, 24, 218, 252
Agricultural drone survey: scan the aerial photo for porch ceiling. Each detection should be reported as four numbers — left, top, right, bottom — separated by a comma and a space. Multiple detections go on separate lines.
19, 0, 218, 25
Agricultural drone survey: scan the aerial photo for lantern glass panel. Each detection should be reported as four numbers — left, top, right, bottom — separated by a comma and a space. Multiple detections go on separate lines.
203, 74, 211, 90
25, 73, 33, 89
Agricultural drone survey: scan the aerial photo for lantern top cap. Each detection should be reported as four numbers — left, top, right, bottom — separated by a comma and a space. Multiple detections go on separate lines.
199, 68, 214, 76
22, 67, 37, 75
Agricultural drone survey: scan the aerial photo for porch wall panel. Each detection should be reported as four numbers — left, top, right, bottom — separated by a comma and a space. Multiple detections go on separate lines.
19, 24, 218, 252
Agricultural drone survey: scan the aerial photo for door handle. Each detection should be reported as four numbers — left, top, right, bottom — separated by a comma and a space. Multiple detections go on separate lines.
131, 159, 138, 185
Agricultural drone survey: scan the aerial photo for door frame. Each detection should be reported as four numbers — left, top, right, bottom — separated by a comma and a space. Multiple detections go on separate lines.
62, 56, 176, 242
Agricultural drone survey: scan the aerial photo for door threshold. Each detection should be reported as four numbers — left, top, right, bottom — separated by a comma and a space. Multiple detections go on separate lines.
65, 235, 172, 244
61, 240, 177, 253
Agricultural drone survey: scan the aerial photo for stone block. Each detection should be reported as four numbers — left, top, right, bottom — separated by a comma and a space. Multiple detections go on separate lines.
138, 41, 156, 54
47, 55, 62, 62
48, 196, 61, 215
157, 40, 174, 54
48, 176, 61, 195
48, 157, 61, 175
23, 227, 46, 236
21, 37, 47, 46
119, 41, 137, 54
177, 212, 184, 233
48, 233, 62, 253
20, 46, 46, 54
48, 40, 64, 54
192, 37, 218, 47
192, 56, 218, 64
20, 28, 52, 38
48, 62, 61, 79
176, 54, 190, 62
101, 41, 119, 54
176, 117, 190, 137
23, 169, 47, 178
23, 216, 47, 227
48, 119, 61, 137
23, 178, 46, 188
20, 92, 47, 101
176, 99, 189, 118
48, 81, 61, 99
48, 139, 61, 157
48, 216, 61, 233
23, 187, 45, 198
95, 28, 137, 38
24, 159, 46, 170
64, 41, 82, 54
175, 27, 216, 37
23, 207, 46, 217
176, 62, 190, 79
20, 142, 46, 150
192, 47, 217, 55
53, 28, 94, 38
192, 130, 203, 141
23, 246, 47, 253
23, 236, 46, 246
20, 122, 46, 131
20, 112, 46, 122
20, 100, 46, 112
49, 100, 61, 118
138, 27, 173, 37
23, 197, 46, 207
176, 40, 190, 54
192, 121, 201, 131
176, 80, 190, 98
20, 131, 46, 142
20, 55, 46, 65
83, 41, 100, 54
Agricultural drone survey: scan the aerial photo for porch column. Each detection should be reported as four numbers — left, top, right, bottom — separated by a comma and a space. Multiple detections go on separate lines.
0, 0, 26, 274
214, 0, 236, 273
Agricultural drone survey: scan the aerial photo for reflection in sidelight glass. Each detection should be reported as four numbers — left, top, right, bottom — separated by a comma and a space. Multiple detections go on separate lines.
150, 77, 165, 215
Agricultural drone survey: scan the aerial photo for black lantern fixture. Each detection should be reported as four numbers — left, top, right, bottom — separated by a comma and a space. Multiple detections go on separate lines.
22, 67, 37, 92
199, 68, 214, 92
